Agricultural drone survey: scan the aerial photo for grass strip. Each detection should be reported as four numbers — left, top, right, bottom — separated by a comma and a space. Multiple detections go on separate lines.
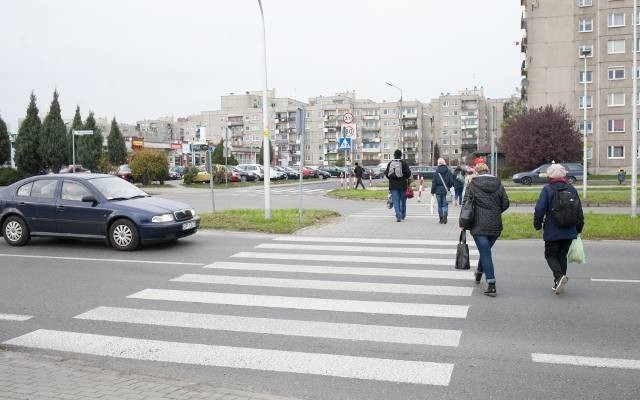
198, 208, 340, 233
501, 213, 640, 240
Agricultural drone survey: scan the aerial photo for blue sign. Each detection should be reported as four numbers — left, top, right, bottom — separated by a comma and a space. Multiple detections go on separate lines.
338, 137, 352, 150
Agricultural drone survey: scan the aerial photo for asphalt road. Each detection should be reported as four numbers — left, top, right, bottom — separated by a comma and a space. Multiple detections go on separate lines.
1, 221, 639, 399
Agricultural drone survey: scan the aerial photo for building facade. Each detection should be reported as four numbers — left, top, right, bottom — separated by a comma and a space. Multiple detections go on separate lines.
522, 0, 639, 173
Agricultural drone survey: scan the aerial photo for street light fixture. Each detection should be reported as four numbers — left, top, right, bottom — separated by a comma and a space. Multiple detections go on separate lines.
581, 47, 591, 200
385, 82, 403, 155
71, 130, 94, 173
257, 0, 271, 219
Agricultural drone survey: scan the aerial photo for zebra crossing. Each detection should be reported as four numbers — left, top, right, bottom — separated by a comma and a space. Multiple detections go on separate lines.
4, 236, 477, 387
349, 202, 451, 220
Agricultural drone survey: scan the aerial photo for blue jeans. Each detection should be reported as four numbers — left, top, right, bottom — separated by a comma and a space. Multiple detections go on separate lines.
473, 234, 498, 283
390, 189, 407, 220
454, 187, 463, 205
436, 194, 449, 218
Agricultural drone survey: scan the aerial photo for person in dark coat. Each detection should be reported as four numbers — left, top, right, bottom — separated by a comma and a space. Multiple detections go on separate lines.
385, 149, 412, 222
430, 158, 454, 224
354, 162, 366, 189
534, 163, 585, 294
453, 166, 465, 206
462, 163, 510, 296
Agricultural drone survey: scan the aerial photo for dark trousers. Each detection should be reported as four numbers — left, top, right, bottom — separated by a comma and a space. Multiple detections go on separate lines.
355, 177, 365, 189
544, 239, 573, 281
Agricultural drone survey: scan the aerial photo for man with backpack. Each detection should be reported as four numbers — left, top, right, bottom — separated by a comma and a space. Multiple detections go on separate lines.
533, 163, 585, 295
385, 149, 412, 222
354, 162, 366, 189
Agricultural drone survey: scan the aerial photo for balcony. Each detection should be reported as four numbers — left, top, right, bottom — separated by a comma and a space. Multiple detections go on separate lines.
362, 147, 380, 153
362, 125, 380, 131
521, 59, 527, 77
227, 118, 244, 126
403, 121, 418, 129
521, 36, 527, 53
521, 12, 527, 30
362, 115, 380, 120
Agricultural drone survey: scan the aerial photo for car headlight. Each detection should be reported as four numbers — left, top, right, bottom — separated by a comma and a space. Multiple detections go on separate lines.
189, 209, 197, 217
151, 214, 175, 223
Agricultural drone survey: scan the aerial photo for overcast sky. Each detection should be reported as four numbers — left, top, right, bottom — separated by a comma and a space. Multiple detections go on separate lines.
1, 0, 524, 131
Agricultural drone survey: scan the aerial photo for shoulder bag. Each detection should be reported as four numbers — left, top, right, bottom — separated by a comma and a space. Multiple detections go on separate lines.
455, 229, 471, 270
438, 173, 453, 203
405, 180, 414, 199
459, 188, 475, 229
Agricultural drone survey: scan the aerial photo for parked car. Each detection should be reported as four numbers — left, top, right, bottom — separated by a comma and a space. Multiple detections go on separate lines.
512, 162, 584, 185
237, 164, 265, 180
367, 166, 385, 179
409, 166, 437, 180
0, 174, 199, 250
318, 165, 343, 177
273, 166, 299, 180
59, 165, 91, 174
168, 166, 184, 180
225, 165, 254, 182
306, 166, 330, 179
116, 164, 133, 182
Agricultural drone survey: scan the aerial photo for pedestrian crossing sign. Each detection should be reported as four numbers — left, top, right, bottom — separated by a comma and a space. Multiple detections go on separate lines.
338, 137, 352, 150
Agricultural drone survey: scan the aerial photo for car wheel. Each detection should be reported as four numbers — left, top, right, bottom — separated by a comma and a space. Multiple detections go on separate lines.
567, 176, 576, 184
240, 176, 247, 182
109, 219, 140, 251
2, 216, 30, 246
521, 176, 532, 185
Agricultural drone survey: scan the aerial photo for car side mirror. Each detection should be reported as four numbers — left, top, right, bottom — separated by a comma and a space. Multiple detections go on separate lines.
81, 195, 98, 204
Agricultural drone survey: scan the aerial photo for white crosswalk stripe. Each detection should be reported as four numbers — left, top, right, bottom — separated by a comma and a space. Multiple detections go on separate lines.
0, 313, 33, 321
4, 236, 476, 387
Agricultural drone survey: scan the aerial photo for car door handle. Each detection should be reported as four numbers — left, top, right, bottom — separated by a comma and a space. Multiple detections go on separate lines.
57, 205, 65, 209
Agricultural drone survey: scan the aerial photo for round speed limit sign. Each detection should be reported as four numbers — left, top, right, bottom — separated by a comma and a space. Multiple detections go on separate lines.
344, 125, 354, 137
342, 112, 354, 124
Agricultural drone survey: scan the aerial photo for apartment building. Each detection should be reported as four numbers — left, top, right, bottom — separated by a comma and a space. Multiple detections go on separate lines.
522, 0, 639, 173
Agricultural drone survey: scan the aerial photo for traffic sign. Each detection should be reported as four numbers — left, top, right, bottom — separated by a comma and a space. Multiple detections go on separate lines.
338, 137, 352, 150
73, 130, 94, 136
342, 112, 354, 124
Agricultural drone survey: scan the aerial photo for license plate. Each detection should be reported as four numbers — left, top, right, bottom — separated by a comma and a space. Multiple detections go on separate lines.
182, 221, 196, 230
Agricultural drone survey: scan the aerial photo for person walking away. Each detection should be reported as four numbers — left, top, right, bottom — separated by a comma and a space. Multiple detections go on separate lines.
385, 149, 412, 222
617, 168, 626, 185
430, 158, 454, 224
533, 163, 584, 295
354, 162, 366, 189
462, 163, 510, 296
453, 166, 465, 206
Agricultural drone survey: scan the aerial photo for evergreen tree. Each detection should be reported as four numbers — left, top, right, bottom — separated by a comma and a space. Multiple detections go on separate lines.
77, 112, 103, 171
433, 144, 440, 162
68, 106, 83, 164
257, 138, 273, 165
40, 90, 69, 172
0, 115, 10, 166
107, 117, 127, 165
212, 139, 238, 166
14, 92, 43, 174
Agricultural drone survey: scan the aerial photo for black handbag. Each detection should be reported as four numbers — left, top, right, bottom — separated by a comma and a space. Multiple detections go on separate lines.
455, 229, 471, 270
459, 190, 475, 229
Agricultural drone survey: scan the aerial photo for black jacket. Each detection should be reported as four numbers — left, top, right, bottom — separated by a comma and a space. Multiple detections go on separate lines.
463, 173, 510, 237
431, 165, 453, 195
354, 165, 364, 178
385, 159, 412, 191
533, 181, 584, 241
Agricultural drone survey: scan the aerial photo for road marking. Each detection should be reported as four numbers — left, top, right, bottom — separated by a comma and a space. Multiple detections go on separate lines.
127, 289, 469, 318
205, 261, 475, 280
4, 330, 453, 385
591, 278, 640, 283
532, 353, 640, 370
350, 215, 435, 219
274, 236, 473, 247
0, 313, 33, 321
232, 252, 477, 267
75, 306, 462, 347
257, 243, 479, 256
0, 253, 204, 266
171, 274, 473, 297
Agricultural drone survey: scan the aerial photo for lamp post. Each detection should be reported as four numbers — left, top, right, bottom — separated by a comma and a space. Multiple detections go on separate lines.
257, 0, 271, 219
71, 130, 94, 173
632, 0, 638, 217
386, 82, 403, 154
581, 47, 591, 200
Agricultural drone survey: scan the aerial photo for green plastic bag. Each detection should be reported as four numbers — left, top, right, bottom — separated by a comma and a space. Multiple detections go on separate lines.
567, 235, 586, 264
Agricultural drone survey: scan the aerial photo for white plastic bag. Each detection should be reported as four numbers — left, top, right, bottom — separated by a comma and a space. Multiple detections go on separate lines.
567, 235, 586, 264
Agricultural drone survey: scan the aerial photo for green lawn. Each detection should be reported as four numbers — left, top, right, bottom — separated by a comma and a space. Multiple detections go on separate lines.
501, 213, 640, 240
198, 208, 340, 233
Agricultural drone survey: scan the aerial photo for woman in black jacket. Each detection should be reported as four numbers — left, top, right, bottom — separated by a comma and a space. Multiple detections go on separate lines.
430, 158, 454, 224
462, 163, 510, 296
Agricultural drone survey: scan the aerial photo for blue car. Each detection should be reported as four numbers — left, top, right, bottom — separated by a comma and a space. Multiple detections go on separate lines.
0, 174, 200, 250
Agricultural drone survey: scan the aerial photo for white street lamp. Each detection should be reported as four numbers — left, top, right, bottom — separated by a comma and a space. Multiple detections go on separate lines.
632, 0, 638, 217
258, 0, 271, 219
386, 82, 403, 154
71, 130, 94, 173
581, 47, 591, 200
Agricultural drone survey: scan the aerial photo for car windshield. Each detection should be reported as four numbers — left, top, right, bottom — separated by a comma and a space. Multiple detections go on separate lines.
89, 176, 149, 200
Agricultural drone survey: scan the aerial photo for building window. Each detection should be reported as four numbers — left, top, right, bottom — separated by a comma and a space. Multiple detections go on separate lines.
579, 70, 593, 83
579, 120, 593, 134
607, 145, 625, 158
607, 119, 625, 132
608, 92, 626, 106
607, 39, 625, 54
579, 95, 593, 109
442, 100, 449, 107
579, 44, 594, 57
383, 153, 390, 160
608, 13, 626, 27
579, 18, 593, 32
578, 0, 592, 6
587, 147, 593, 159
608, 67, 625, 80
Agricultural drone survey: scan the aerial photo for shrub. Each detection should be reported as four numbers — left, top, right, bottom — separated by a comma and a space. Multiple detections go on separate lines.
129, 149, 169, 185
0, 168, 25, 186
182, 167, 199, 185
500, 166, 519, 180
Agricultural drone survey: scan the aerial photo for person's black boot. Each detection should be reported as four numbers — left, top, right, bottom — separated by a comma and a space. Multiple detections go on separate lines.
443, 213, 448, 224
474, 271, 482, 283
484, 283, 497, 297
438, 215, 443, 224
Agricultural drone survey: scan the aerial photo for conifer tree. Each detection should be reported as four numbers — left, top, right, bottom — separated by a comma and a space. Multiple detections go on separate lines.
68, 106, 83, 164
40, 90, 69, 172
107, 117, 127, 165
0, 115, 10, 166
257, 138, 273, 165
14, 92, 43, 174
77, 112, 103, 171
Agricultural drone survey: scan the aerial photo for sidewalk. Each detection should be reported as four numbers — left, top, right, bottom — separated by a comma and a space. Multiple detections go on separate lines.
0, 350, 301, 400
